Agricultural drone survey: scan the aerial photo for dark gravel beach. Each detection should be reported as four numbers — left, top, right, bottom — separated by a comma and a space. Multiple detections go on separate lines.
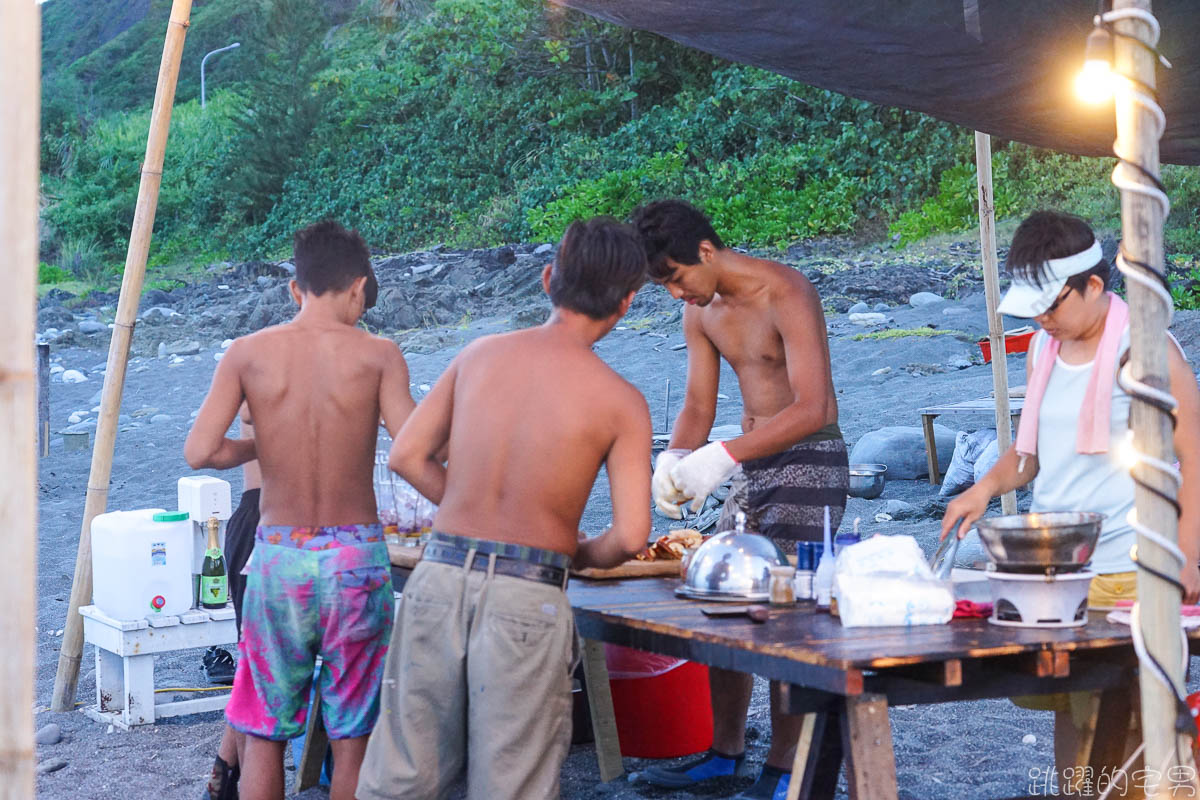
31, 236, 1200, 799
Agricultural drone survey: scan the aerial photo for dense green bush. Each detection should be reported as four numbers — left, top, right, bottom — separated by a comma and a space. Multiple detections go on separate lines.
40, 0, 1200, 273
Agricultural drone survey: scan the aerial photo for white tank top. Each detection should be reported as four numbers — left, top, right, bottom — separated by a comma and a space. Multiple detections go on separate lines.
1029, 329, 1134, 575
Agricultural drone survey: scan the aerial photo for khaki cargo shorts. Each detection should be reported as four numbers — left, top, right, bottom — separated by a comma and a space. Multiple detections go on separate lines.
357, 558, 579, 800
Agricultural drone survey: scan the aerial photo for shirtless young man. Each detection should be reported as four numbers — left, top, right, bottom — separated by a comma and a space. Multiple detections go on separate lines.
185, 220, 414, 800
632, 200, 848, 800
356, 216, 651, 800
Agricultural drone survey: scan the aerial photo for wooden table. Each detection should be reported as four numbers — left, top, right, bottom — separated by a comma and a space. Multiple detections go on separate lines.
919, 396, 1025, 484
570, 577, 1200, 800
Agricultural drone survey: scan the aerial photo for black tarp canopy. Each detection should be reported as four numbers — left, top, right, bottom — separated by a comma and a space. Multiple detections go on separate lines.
556, 1, 1200, 165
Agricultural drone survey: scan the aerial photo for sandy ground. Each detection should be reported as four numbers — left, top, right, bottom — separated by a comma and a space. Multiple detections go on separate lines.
31, 262, 1200, 799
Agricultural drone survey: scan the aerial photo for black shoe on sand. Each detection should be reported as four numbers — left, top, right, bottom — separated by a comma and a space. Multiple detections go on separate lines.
202, 646, 236, 685
732, 764, 791, 800
202, 755, 239, 800
635, 749, 747, 788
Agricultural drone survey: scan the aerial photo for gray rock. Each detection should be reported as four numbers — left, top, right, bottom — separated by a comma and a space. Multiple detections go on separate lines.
131, 407, 159, 418
848, 312, 888, 327
847, 302, 870, 314
38, 306, 75, 329
871, 366, 892, 376
946, 355, 973, 370
150, 414, 172, 425
63, 419, 97, 433
89, 389, 103, 404
909, 291, 944, 307
261, 283, 293, 307
61, 369, 88, 384
873, 303, 891, 312
511, 306, 550, 329
942, 306, 971, 316
77, 320, 107, 334
848, 424, 956, 480
876, 499, 920, 520
157, 342, 167, 359
141, 288, 171, 306
256, 275, 274, 289
164, 339, 201, 356
142, 306, 178, 324
34, 723, 62, 746
36, 757, 67, 775
533, 243, 554, 256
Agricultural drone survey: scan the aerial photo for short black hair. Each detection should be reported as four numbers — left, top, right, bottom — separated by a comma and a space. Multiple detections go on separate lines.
549, 217, 647, 319
293, 220, 375, 304
630, 199, 725, 281
1006, 210, 1109, 292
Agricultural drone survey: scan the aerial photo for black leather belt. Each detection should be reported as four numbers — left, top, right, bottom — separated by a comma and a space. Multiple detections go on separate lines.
422, 543, 568, 588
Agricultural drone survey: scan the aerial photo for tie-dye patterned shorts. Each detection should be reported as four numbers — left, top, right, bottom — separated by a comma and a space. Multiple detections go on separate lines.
225, 524, 393, 741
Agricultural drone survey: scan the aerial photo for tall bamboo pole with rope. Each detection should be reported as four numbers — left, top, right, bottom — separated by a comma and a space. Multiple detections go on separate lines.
51, 0, 195, 712
0, 0, 41, 791
1099, 0, 1195, 793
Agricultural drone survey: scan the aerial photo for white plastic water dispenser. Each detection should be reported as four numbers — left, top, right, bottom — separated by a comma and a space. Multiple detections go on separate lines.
91, 509, 194, 620
177, 476, 233, 572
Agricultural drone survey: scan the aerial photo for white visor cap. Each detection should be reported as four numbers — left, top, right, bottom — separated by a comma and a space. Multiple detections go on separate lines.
996, 240, 1104, 318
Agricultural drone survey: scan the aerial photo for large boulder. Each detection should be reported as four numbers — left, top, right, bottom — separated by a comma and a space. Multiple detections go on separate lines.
38, 305, 75, 329
849, 424, 957, 480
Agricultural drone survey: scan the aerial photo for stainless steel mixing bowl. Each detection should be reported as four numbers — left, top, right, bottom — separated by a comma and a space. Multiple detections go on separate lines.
847, 464, 887, 499
677, 529, 790, 601
975, 511, 1104, 573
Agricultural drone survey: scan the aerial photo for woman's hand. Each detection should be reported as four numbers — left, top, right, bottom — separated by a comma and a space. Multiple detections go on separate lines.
941, 484, 991, 541
1180, 562, 1200, 606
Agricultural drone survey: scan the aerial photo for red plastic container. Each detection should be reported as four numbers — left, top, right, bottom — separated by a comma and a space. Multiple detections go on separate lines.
978, 327, 1036, 363
604, 644, 714, 758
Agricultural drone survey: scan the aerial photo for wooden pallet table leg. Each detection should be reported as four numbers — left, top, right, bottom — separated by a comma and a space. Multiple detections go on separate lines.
1087, 684, 1137, 799
921, 413, 940, 485
122, 653, 156, 727
580, 638, 624, 782
841, 694, 897, 800
295, 686, 328, 794
787, 711, 843, 800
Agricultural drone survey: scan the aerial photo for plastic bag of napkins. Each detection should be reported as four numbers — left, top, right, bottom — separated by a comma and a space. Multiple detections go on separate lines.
833, 535, 954, 627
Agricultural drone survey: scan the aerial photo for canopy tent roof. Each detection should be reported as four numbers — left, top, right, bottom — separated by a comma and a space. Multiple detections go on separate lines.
556, 0, 1200, 165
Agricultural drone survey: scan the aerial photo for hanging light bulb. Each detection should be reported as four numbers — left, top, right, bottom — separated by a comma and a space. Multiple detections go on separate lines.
1076, 24, 1115, 103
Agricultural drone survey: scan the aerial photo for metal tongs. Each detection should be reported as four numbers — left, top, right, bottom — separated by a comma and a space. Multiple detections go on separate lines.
929, 530, 965, 581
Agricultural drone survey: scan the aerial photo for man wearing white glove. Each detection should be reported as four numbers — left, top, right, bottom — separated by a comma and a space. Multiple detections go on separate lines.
632, 200, 848, 800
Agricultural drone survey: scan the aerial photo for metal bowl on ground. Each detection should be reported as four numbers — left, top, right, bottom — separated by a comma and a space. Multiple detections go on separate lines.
975, 512, 1104, 574
676, 529, 789, 602
847, 464, 887, 499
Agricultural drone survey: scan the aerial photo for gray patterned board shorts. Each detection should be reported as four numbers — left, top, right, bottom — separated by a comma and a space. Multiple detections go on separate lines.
716, 423, 849, 550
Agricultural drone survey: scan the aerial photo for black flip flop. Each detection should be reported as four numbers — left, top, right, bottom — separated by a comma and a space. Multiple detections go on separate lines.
202, 646, 236, 686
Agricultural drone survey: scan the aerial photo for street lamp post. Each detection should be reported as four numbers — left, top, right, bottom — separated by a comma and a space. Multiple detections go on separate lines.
200, 42, 240, 109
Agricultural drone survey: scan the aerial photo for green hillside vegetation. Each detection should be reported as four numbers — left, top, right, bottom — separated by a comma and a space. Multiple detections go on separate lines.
39, 0, 1200, 290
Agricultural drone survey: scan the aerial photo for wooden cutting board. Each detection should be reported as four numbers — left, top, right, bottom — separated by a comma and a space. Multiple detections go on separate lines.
571, 559, 683, 580
387, 542, 683, 579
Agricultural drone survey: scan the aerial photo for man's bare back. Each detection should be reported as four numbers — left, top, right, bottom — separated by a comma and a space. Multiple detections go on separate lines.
432, 328, 647, 554
687, 256, 837, 436
387, 217, 651, 568
223, 323, 410, 526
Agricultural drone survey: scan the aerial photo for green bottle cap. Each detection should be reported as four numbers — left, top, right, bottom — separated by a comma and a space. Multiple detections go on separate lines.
153, 511, 191, 522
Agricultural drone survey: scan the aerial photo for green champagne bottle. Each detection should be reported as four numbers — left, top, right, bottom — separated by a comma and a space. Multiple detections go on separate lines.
200, 516, 229, 609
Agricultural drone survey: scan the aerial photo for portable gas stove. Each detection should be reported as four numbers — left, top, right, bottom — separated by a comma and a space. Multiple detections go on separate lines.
973, 511, 1104, 629
985, 569, 1094, 628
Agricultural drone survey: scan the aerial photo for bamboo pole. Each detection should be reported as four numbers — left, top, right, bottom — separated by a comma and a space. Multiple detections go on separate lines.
974, 133, 1017, 516
1112, 1, 1190, 794
0, 0, 41, 792
50, 0, 194, 712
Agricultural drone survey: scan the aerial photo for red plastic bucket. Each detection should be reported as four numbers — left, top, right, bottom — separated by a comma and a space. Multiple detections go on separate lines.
604, 644, 714, 758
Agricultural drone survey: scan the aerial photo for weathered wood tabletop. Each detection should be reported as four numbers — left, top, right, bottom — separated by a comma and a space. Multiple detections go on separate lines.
568, 576, 1200, 800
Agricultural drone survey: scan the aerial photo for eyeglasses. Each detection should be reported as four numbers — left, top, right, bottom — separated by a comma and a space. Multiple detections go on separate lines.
1041, 285, 1074, 316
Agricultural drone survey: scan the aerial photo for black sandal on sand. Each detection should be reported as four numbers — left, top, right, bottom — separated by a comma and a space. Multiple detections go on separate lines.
202, 755, 239, 800
202, 646, 236, 686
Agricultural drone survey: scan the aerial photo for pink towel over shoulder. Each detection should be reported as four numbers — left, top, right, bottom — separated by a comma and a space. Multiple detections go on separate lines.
1015, 292, 1129, 457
